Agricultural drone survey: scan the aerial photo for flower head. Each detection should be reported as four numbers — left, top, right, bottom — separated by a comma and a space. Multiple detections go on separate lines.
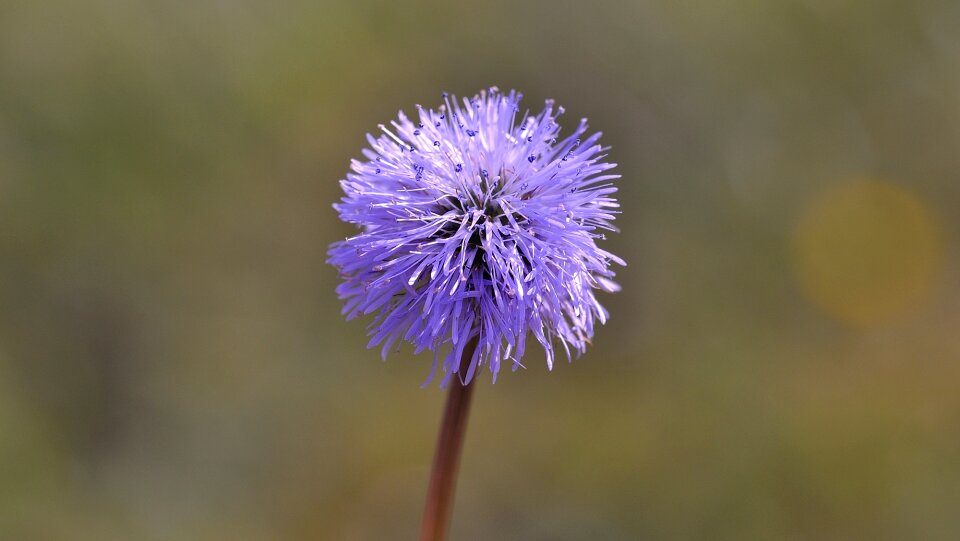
328, 87, 623, 386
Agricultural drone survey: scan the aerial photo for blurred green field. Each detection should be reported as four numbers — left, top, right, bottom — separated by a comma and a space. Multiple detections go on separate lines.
1, 1, 959, 539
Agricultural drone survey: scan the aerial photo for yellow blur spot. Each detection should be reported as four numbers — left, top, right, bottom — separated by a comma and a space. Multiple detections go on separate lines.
793, 179, 943, 326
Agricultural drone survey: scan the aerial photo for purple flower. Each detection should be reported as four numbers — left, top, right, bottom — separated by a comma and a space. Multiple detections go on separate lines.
328, 87, 624, 386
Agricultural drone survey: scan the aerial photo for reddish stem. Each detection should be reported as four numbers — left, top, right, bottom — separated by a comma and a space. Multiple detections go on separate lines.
419, 343, 478, 541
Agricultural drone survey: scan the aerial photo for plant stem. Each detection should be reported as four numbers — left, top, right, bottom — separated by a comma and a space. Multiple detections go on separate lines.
419, 342, 478, 541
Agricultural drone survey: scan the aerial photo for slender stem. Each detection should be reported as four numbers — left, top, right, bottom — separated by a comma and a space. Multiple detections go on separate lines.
419, 341, 478, 541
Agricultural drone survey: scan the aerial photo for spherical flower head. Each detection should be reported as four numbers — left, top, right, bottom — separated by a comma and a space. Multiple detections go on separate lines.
328, 87, 624, 387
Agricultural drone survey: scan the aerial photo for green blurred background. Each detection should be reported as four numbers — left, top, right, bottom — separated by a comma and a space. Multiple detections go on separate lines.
2, 0, 959, 539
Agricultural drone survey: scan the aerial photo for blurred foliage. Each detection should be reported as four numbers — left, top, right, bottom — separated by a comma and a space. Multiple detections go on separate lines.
1, 0, 959, 539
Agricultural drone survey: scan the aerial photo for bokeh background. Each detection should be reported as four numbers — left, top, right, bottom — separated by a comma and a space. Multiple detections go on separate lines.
2, 0, 959, 539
